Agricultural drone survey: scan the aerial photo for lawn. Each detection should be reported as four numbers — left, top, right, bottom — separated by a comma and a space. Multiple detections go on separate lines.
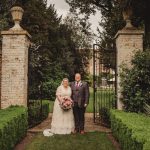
46, 88, 94, 113
94, 88, 115, 109
46, 87, 114, 113
25, 132, 116, 150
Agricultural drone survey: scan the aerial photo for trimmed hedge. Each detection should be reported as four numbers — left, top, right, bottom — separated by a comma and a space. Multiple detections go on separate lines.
110, 110, 150, 150
0, 106, 28, 150
99, 107, 111, 127
28, 100, 50, 128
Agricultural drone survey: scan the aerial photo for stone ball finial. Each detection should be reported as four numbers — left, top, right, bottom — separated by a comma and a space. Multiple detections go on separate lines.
10, 6, 24, 31
122, 6, 133, 29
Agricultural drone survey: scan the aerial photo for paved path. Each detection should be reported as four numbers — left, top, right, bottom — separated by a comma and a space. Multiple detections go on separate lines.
15, 113, 120, 150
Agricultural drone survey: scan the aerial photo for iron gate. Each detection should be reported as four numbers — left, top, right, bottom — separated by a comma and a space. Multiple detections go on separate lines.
93, 44, 117, 123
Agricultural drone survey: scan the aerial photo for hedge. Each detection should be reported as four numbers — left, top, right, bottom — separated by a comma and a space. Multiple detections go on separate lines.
0, 106, 28, 150
28, 100, 50, 128
99, 107, 111, 127
110, 110, 150, 150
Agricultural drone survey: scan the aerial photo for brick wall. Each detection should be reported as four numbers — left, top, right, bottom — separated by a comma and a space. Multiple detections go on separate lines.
1, 31, 30, 109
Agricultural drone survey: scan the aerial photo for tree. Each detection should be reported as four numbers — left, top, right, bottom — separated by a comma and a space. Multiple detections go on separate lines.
121, 0, 150, 48
120, 49, 150, 112
21, 1, 74, 100
66, 0, 124, 72
0, 0, 92, 100
63, 13, 92, 49
66, 0, 150, 48
63, 13, 93, 75
66, 0, 113, 15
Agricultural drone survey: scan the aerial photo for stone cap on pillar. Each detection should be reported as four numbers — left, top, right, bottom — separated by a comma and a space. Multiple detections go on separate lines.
115, 29, 145, 39
1, 30, 31, 39
115, 6, 144, 39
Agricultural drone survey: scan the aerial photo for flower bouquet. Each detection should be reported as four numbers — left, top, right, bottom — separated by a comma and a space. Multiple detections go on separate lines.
60, 97, 73, 111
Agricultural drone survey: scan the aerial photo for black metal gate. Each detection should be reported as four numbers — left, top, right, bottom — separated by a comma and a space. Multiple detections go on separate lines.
93, 44, 117, 123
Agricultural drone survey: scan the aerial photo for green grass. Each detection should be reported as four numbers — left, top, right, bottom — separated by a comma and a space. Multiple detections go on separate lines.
44, 100, 54, 113
42, 88, 94, 113
86, 87, 94, 113
25, 132, 116, 150
43, 88, 115, 113
94, 89, 115, 109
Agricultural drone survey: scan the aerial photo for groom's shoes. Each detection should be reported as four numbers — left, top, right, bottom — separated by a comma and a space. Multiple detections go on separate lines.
80, 130, 85, 135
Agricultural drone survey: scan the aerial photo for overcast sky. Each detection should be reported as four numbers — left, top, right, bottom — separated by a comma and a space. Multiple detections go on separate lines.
47, 0, 102, 35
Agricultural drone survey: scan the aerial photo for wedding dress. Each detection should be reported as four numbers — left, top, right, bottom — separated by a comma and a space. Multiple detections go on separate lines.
43, 85, 74, 136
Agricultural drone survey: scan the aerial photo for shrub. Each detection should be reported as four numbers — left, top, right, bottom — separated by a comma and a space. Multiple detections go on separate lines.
28, 63, 69, 101
28, 100, 50, 128
99, 107, 111, 127
110, 109, 150, 150
120, 49, 150, 112
41, 79, 62, 100
0, 106, 28, 150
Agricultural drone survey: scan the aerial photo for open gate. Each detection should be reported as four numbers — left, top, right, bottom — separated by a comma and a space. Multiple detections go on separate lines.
93, 44, 117, 123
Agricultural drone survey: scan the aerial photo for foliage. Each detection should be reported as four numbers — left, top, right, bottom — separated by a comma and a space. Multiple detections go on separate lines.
99, 107, 111, 127
23, 1, 72, 100
63, 13, 93, 49
0, 106, 28, 150
0, 13, 9, 31
28, 100, 49, 128
120, 50, 150, 113
44, 88, 94, 113
121, 0, 150, 48
25, 132, 116, 150
110, 109, 150, 150
84, 74, 93, 86
66, 0, 150, 48
66, 0, 122, 70
66, 0, 124, 47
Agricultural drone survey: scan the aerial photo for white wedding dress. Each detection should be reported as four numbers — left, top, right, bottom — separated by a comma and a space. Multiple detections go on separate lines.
43, 85, 74, 136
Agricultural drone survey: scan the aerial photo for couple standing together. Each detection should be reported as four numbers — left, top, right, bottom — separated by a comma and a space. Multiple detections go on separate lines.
44, 73, 90, 136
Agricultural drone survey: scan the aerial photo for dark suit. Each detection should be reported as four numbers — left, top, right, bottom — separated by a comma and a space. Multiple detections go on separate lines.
70, 81, 90, 131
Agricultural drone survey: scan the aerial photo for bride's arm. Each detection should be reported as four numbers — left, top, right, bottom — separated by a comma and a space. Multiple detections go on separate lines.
56, 86, 63, 104
56, 95, 63, 104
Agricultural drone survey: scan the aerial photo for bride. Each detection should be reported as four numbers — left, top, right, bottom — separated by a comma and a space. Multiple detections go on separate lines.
43, 78, 74, 136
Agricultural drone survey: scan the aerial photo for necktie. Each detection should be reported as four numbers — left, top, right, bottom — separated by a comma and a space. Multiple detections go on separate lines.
76, 82, 79, 87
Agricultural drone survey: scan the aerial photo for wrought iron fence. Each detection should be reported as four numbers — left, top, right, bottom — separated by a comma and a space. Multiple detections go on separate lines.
28, 99, 43, 128
93, 44, 117, 124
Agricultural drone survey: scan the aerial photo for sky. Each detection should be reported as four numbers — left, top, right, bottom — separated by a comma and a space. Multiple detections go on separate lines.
47, 0, 102, 35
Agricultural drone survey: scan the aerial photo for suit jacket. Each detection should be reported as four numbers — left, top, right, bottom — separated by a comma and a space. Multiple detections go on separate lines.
70, 81, 90, 107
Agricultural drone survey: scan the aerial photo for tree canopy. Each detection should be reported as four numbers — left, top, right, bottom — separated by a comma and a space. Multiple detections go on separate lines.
66, 0, 150, 48
0, 0, 92, 100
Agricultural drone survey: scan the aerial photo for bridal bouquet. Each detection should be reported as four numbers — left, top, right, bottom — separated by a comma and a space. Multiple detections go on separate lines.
60, 97, 73, 111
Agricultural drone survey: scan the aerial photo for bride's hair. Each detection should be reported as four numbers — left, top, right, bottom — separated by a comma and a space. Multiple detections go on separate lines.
61, 78, 69, 85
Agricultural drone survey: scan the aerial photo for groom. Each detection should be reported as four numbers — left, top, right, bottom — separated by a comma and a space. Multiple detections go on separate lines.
70, 73, 90, 134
